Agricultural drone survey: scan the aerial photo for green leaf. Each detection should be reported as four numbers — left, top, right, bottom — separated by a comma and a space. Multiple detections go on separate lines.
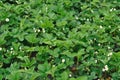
0, 31, 7, 45
30, 73, 40, 80
0, 75, 3, 80
25, 34, 39, 43
69, 78, 76, 80
12, 42, 20, 51
61, 71, 68, 80
38, 62, 51, 73
77, 76, 88, 80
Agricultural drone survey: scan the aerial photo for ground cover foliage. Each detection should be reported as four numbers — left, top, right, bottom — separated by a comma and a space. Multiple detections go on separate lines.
0, 0, 120, 80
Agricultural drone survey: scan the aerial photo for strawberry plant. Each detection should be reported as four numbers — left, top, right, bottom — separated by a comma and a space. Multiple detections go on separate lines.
0, 0, 120, 80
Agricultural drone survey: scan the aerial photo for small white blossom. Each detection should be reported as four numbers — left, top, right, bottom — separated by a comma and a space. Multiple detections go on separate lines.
5, 18, 9, 22
86, 18, 89, 21
95, 51, 98, 54
110, 8, 116, 12
100, 25, 103, 29
16, 1, 20, 4
95, 60, 97, 63
102, 69, 105, 72
119, 29, 120, 31
0, 47, 2, 51
49, 46, 52, 48
10, 48, 13, 50
19, 46, 22, 50
10, 51, 13, 53
25, 67, 27, 70
42, 28, 45, 33
75, 15, 79, 20
37, 29, 40, 32
107, 52, 113, 56
16, 1, 19, 3
110, 8, 113, 12
83, 18, 86, 20
94, 38, 96, 41
33, 28, 37, 32
108, 26, 111, 28
108, 46, 111, 49
62, 59, 65, 63
69, 74, 72, 77
89, 40, 93, 43
105, 65, 108, 70
102, 65, 109, 72
7, 50, 9, 52
35, 30, 37, 33
113, 8, 116, 11
98, 43, 101, 46
52, 65, 55, 67
33, 28, 36, 30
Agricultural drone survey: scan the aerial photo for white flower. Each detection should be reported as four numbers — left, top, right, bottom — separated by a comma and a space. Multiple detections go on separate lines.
86, 18, 89, 21
33, 28, 36, 30
16, 1, 20, 4
98, 43, 101, 46
69, 74, 72, 77
102, 65, 109, 72
38, 29, 40, 32
110, 8, 116, 12
105, 65, 108, 70
75, 15, 79, 20
108, 26, 111, 28
99, 25, 103, 29
102, 68, 105, 72
95, 60, 97, 63
49, 46, 52, 48
0, 47, 2, 51
119, 29, 120, 31
5, 18, 9, 22
89, 40, 93, 43
107, 52, 113, 56
83, 18, 86, 20
10, 51, 13, 53
7, 50, 9, 52
42, 28, 45, 33
52, 65, 55, 67
10, 47, 13, 50
110, 8, 113, 12
62, 59, 65, 63
108, 46, 111, 49
19, 46, 22, 50
95, 51, 98, 54
33, 28, 37, 32
94, 38, 96, 40
113, 8, 116, 11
